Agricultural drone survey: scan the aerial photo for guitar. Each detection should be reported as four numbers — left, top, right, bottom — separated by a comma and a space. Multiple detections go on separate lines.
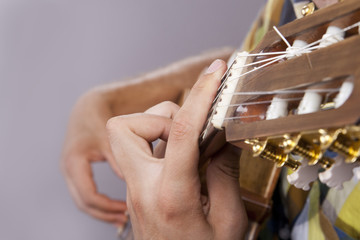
199, 0, 360, 238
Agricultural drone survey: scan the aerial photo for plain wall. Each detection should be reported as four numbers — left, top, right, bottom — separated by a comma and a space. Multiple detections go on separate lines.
0, 0, 265, 239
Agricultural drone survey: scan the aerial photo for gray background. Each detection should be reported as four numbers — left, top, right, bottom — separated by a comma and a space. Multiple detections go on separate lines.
0, 0, 265, 239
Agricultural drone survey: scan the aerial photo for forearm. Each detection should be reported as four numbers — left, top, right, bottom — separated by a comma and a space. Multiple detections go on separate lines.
92, 47, 234, 116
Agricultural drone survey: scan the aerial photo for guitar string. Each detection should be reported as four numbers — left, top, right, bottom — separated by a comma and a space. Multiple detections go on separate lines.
225, 53, 287, 84
233, 53, 286, 69
213, 31, 298, 104
209, 88, 340, 120
205, 21, 360, 130
237, 51, 289, 56
212, 88, 339, 119
273, 26, 292, 48
213, 53, 287, 101
298, 21, 360, 50
220, 97, 303, 108
222, 88, 340, 96
225, 21, 360, 85
216, 21, 360, 100
213, 47, 291, 103
209, 43, 323, 125
213, 89, 340, 122
213, 54, 286, 104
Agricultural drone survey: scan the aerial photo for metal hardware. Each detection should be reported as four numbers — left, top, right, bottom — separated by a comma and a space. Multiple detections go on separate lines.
302, 2, 316, 17
330, 133, 360, 163
245, 139, 301, 170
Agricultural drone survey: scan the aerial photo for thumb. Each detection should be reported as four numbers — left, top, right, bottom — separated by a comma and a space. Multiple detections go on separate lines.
164, 59, 227, 183
206, 144, 247, 239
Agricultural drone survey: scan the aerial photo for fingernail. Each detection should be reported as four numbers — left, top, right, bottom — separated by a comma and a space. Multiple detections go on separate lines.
117, 225, 124, 236
206, 59, 223, 74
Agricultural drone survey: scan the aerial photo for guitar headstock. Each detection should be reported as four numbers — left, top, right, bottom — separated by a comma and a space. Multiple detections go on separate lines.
205, 0, 360, 190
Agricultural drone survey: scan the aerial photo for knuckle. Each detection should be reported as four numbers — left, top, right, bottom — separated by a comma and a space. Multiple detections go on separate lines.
170, 115, 193, 141
160, 101, 176, 108
147, 101, 179, 118
106, 116, 123, 132
106, 116, 129, 144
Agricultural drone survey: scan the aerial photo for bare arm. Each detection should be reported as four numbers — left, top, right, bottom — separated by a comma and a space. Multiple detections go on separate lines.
61, 47, 234, 227
96, 47, 233, 114
106, 59, 247, 239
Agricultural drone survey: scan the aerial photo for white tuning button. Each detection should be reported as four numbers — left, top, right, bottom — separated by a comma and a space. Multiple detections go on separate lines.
298, 91, 322, 114
319, 154, 358, 190
287, 90, 322, 189
334, 81, 354, 108
286, 39, 309, 59
353, 165, 360, 180
287, 157, 321, 191
266, 97, 288, 120
319, 26, 345, 48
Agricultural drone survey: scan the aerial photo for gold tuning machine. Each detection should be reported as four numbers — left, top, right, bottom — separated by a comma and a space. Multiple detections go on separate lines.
301, 2, 316, 17
330, 132, 360, 163
279, 133, 334, 169
317, 129, 345, 149
244, 126, 360, 171
245, 139, 301, 170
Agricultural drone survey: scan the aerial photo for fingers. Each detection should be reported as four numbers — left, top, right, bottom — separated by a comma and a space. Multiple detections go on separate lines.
145, 101, 180, 158
62, 154, 128, 224
106, 113, 172, 179
86, 207, 128, 224
153, 140, 167, 158
164, 59, 227, 182
145, 101, 180, 119
206, 145, 247, 239
67, 180, 128, 224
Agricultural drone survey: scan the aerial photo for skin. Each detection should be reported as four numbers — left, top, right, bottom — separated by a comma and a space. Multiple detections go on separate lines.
60, 0, 344, 235
107, 60, 247, 239
61, 48, 233, 227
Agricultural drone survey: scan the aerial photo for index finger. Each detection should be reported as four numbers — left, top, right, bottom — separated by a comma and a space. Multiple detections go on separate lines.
164, 59, 227, 182
107, 113, 172, 180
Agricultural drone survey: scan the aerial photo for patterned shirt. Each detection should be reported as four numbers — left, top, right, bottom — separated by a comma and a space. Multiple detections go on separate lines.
240, 1, 360, 239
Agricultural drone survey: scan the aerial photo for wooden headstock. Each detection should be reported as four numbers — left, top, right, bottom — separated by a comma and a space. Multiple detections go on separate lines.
201, 0, 360, 191
226, 0, 360, 141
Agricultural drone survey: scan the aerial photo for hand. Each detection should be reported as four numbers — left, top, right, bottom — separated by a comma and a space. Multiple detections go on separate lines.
107, 60, 247, 239
61, 90, 127, 226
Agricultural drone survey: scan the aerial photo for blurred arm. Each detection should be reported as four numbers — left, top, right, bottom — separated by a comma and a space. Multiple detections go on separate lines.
95, 47, 234, 113
61, 47, 234, 227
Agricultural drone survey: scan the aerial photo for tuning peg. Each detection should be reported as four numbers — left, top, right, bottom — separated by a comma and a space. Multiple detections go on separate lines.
319, 26, 345, 48
301, 2, 315, 17
287, 156, 321, 191
319, 154, 359, 190
334, 80, 354, 109
353, 166, 360, 180
285, 136, 333, 168
330, 133, 360, 163
245, 139, 301, 170
266, 96, 289, 120
317, 128, 345, 149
